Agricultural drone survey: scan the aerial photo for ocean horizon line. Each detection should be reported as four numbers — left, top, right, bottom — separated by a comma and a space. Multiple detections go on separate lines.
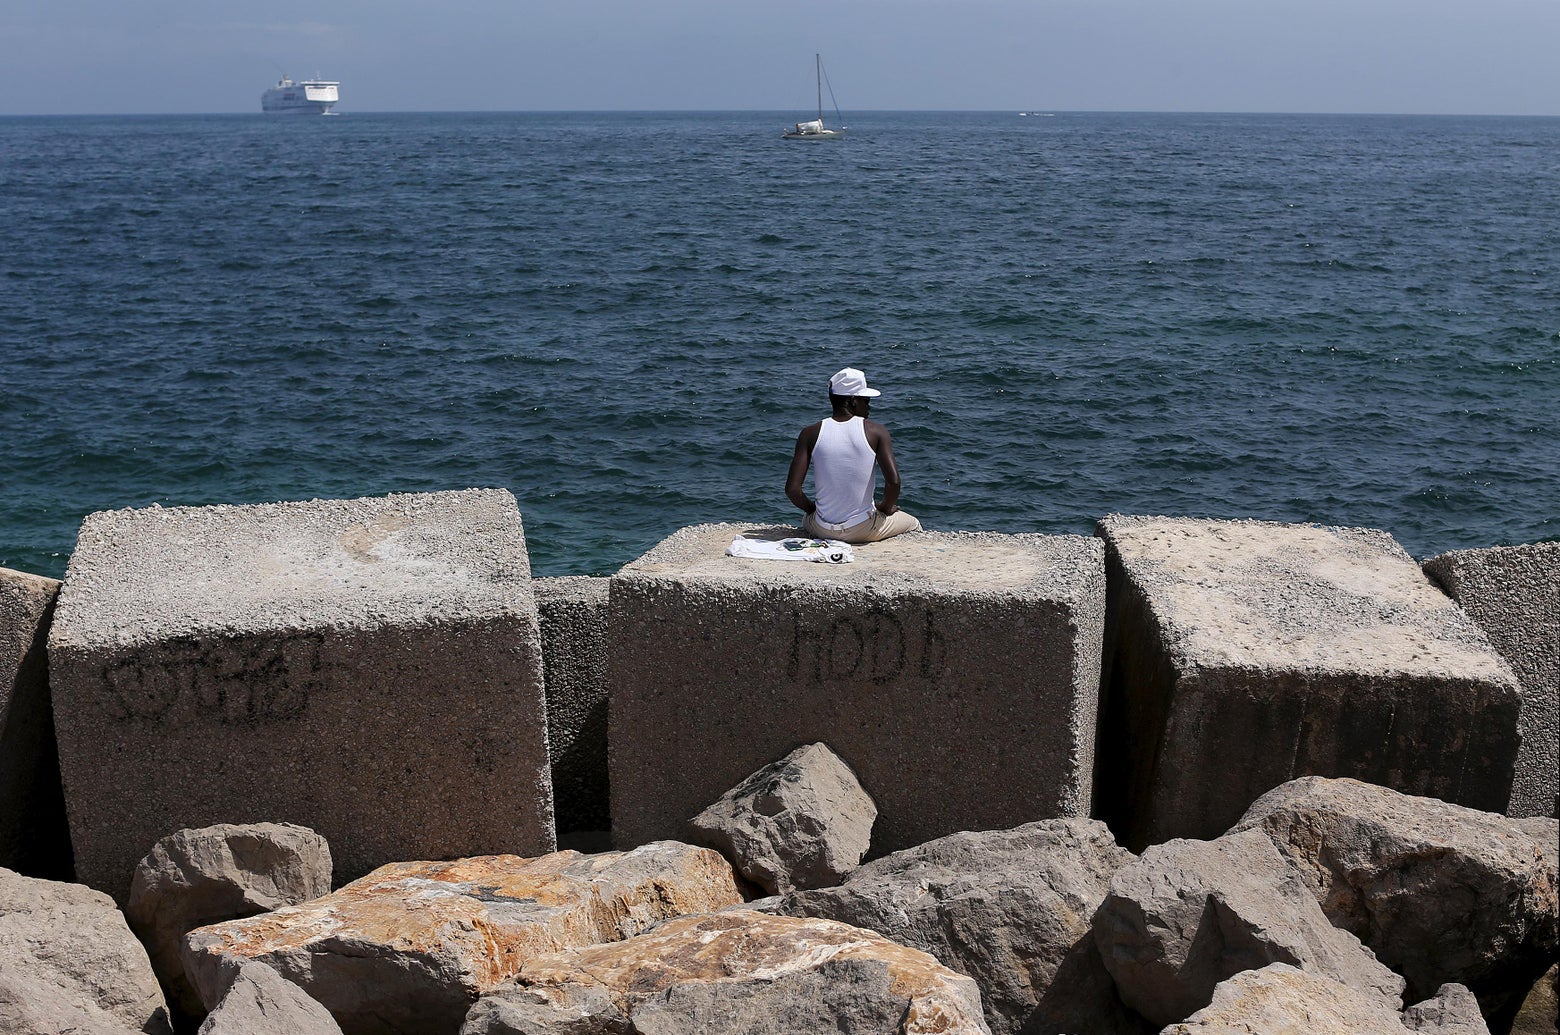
3, 108, 1558, 120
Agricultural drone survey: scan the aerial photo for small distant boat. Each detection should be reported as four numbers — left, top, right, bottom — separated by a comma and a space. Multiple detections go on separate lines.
783, 54, 845, 140
262, 75, 340, 115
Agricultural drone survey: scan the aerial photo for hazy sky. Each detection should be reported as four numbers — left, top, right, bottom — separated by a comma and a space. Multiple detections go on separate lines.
4, 0, 1558, 116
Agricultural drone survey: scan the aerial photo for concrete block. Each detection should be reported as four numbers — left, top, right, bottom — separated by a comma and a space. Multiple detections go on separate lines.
1424, 542, 1559, 819
608, 524, 1105, 855
533, 576, 610, 835
1094, 515, 1522, 850
0, 567, 73, 879
48, 490, 554, 903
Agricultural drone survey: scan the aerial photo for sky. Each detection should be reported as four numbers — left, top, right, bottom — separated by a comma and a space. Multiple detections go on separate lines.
3, 0, 1558, 117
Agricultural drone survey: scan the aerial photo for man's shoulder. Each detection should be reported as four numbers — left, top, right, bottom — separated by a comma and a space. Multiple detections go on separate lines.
797, 421, 824, 443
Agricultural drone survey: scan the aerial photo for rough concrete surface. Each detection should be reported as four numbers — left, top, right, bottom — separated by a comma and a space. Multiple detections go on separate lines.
533, 576, 610, 835
1094, 515, 1522, 849
608, 524, 1106, 855
1424, 541, 1559, 819
48, 490, 555, 903
0, 566, 73, 880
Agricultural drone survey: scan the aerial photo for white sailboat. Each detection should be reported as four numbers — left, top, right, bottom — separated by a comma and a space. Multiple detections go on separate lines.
783, 54, 846, 140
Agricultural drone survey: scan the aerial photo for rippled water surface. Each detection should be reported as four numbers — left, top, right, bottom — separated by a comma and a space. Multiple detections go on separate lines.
2, 111, 1556, 577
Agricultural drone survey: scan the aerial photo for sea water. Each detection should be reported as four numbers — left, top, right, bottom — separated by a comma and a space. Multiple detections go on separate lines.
1, 111, 1555, 578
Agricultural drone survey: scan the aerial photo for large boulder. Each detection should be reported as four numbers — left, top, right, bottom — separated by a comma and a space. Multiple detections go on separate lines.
183, 843, 742, 1035
197, 960, 342, 1035
1092, 828, 1403, 1028
126, 822, 332, 1021
462, 909, 992, 1035
1162, 964, 1489, 1035
0, 866, 172, 1034
1235, 777, 1559, 1013
687, 741, 876, 895
781, 817, 1145, 1035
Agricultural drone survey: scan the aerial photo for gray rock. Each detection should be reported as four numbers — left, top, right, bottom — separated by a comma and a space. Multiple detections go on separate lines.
534, 577, 611, 836
0, 866, 172, 1034
197, 960, 342, 1035
1402, 984, 1492, 1034
0, 566, 72, 880
1092, 828, 1404, 1028
1236, 777, 1559, 1013
781, 817, 1146, 1035
1424, 542, 1559, 819
1161, 963, 1438, 1035
687, 741, 876, 895
126, 822, 332, 1021
1094, 516, 1522, 850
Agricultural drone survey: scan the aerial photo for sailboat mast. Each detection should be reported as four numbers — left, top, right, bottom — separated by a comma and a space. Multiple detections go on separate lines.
816, 53, 823, 120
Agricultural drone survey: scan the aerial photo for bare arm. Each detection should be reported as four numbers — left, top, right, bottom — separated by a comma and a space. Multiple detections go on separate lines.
786, 424, 821, 514
866, 421, 902, 514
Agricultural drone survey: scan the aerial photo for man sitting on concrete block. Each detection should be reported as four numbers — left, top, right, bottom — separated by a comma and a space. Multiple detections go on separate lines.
787, 367, 921, 544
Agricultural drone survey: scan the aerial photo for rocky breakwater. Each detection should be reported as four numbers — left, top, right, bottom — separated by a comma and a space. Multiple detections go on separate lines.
2, 771, 1556, 1034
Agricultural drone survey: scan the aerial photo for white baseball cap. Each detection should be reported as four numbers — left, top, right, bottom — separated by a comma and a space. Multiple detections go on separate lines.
829, 367, 881, 398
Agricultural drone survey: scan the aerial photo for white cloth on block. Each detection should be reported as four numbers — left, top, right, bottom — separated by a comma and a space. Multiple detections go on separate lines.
726, 535, 854, 564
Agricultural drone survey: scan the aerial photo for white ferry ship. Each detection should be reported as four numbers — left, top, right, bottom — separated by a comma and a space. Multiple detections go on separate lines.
261, 76, 340, 115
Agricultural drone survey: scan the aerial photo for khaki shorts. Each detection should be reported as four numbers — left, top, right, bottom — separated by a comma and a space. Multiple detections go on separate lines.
804, 507, 922, 544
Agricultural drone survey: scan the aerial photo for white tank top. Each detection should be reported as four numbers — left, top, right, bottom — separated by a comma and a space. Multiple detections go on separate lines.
812, 416, 876, 528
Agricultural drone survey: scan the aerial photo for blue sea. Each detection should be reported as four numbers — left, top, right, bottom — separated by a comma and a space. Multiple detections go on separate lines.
2, 111, 1556, 579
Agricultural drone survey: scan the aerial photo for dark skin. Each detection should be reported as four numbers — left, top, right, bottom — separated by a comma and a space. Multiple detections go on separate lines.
786, 394, 903, 517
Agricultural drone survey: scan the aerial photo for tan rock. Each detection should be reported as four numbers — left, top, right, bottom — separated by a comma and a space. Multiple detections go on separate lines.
184, 842, 742, 1035
465, 909, 991, 1034
1162, 963, 1421, 1034
1508, 963, 1558, 1035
